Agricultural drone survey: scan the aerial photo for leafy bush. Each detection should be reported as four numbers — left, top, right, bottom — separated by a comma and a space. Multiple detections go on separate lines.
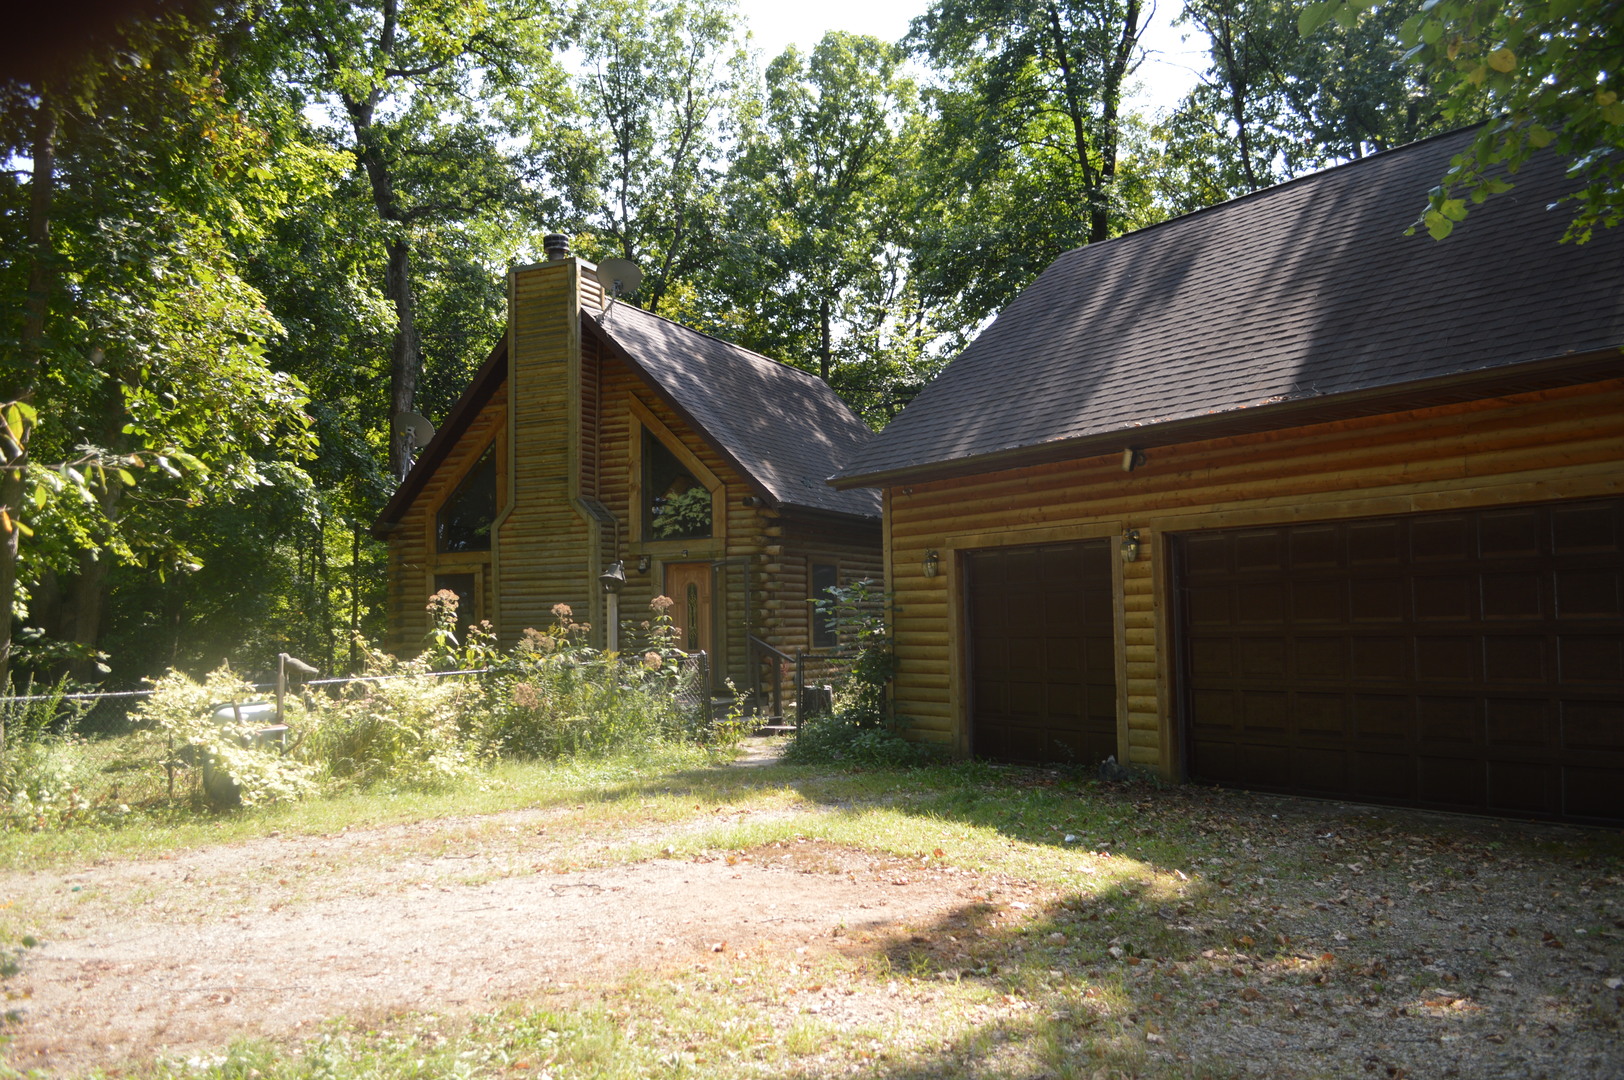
781, 712, 946, 768
132, 664, 318, 808
308, 647, 484, 790
785, 580, 944, 768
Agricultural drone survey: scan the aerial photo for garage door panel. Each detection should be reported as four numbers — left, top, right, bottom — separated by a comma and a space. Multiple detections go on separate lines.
1559, 636, 1623, 682
1482, 572, 1543, 619
1179, 497, 1624, 824
1485, 698, 1554, 750
1352, 578, 1406, 621
1352, 694, 1411, 741
1235, 531, 1286, 572
1556, 568, 1622, 618
1417, 697, 1481, 744
1482, 637, 1547, 682
1488, 761, 1560, 814
1412, 516, 1472, 561
1415, 636, 1480, 682
968, 540, 1117, 765
1350, 752, 1415, 799
1480, 508, 1543, 557
1292, 580, 1346, 623
1561, 700, 1624, 752
1566, 767, 1623, 819
1239, 637, 1287, 676
1236, 583, 1285, 623
1415, 575, 1475, 621
1296, 693, 1347, 736
1352, 637, 1411, 680
1418, 756, 1485, 807
1551, 502, 1619, 553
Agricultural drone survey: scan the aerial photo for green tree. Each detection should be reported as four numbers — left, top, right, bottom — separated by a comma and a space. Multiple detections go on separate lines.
573, 0, 746, 315
907, 0, 1148, 325
0, 12, 317, 686
1301, 0, 1623, 241
271, 0, 580, 479
703, 33, 939, 422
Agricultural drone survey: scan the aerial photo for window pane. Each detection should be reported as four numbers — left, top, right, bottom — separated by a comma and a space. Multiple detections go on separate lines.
644, 428, 711, 540
812, 563, 838, 648
437, 447, 496, 553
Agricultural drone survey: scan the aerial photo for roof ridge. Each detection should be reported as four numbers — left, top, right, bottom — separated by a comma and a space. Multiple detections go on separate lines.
1048, 123, 1482, 262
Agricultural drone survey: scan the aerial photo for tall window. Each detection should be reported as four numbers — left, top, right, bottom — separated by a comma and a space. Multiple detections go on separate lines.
643, 428, 711, 540
811, 562, 839, 648
437, 445, 496, 553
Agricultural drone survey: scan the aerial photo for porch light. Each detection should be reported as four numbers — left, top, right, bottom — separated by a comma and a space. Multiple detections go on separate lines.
1120, 530, 1141, 563
599, 561, 626, 594
922, 549, 940, 578
636, 554, 651, 573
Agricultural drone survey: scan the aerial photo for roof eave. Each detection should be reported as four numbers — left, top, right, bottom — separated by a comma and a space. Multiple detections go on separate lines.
370, 337, 508, 539
829, 347, 1623, 491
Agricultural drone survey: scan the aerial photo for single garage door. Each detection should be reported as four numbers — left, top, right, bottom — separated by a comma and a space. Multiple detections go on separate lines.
966, 540, 1116, 764
1175, 498, 1624, 824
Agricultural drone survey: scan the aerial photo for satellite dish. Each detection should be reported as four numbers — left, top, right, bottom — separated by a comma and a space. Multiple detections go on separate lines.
598, 257, 643, 300
392, 411, 435, 448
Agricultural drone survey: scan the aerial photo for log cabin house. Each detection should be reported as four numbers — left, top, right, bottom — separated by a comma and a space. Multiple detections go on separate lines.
829, 128, 1624, 825
372, 239, 882, 701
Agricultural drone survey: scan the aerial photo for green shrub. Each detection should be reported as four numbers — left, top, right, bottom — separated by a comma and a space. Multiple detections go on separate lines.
781, 712, 945, 768
308, 647, 483, 790
132, 664, 318, 808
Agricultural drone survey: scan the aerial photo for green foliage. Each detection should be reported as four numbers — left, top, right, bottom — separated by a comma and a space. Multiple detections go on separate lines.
133, 665, 319, 808
780, 710, 945, 768
1302, 0, 1622, 241
573, 0, 748, 315
784, 579, 941, 767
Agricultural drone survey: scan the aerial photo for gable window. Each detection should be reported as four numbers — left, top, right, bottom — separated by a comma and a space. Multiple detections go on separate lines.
811, 562, 839, 648
643, 427, 711, 540
437, 445, 496, 553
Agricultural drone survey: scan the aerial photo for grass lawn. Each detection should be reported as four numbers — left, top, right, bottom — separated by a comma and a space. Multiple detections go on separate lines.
2, 737, 1621, 1079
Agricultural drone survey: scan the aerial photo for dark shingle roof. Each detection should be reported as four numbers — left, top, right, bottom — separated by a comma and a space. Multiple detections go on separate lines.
832, 128, 1624, 487
588, 304, 882, 518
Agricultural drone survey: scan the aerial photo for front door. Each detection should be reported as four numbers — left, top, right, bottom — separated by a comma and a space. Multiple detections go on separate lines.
664, 562, 714, 658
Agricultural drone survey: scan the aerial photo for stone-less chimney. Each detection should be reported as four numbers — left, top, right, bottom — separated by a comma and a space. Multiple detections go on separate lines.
543, 233, 570, 261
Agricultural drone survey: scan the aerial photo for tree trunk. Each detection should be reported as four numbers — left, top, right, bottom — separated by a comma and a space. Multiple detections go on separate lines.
0, 91, 59, 694
385, 237, 422, 480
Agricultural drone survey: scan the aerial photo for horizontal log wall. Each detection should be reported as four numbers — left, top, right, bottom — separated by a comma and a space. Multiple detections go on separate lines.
384, 384, 507, 655
885, 379, 1624, 776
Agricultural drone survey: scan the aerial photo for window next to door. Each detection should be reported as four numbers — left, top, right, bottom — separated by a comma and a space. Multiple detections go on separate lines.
811, 562, 839, 648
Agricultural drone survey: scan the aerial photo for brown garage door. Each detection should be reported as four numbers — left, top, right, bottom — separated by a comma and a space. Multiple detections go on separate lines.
1175, 498, 1624, 824
966, 540, 1116, 764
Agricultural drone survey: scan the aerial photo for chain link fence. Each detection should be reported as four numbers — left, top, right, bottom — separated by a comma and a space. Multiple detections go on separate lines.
1, 651, 716, 748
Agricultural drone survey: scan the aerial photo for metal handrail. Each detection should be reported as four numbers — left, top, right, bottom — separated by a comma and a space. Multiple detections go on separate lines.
748, 635, 793, 718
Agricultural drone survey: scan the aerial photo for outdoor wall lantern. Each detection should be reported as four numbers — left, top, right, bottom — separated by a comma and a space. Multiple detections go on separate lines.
1120, 530, 1141, 564
922, 549, 940, 578
600, 561, 626, 653
636, 554, 651, 573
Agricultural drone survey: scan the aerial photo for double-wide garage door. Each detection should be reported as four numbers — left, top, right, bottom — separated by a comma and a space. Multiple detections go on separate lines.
1176, 498, 1624, 823
966, 541, 1117, 764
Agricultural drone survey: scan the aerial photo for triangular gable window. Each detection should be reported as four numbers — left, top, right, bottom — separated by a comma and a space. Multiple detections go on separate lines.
437, 446, 496, 553
643, 428, 711, 540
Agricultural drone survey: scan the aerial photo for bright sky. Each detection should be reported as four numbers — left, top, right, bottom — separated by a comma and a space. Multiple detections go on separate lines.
732, 0, 1207, 116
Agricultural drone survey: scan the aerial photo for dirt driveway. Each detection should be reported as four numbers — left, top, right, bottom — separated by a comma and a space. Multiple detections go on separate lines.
2, 759, 1622, 1078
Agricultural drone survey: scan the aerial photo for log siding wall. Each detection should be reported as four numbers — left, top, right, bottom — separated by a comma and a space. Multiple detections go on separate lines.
884, 379, 1624, 777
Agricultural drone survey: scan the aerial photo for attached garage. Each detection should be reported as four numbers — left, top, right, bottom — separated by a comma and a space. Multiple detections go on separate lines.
829, 128, 1624, 825
1175, 498, 1624, 823
965, 541, 1116, 764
